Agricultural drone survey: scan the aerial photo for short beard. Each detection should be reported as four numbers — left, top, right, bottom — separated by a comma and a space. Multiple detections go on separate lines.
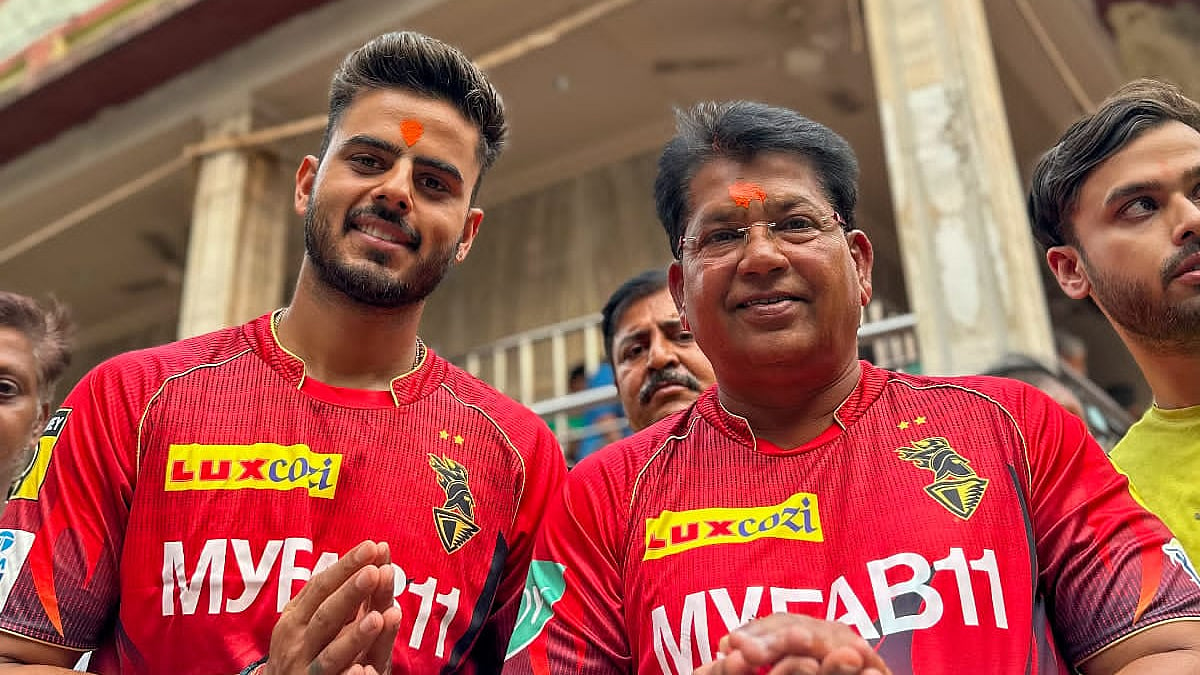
1083, 243, 1200, 354
304, 198, 456, 309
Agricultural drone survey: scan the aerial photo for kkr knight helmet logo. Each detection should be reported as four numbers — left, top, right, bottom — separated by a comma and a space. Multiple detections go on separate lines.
428, 454, 480, 553
896, 437, 989, 520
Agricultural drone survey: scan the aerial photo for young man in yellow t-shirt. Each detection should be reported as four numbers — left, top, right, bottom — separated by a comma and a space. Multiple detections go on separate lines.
1029, 78, 1200, 559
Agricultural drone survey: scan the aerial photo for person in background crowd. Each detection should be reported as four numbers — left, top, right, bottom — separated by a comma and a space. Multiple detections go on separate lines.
1055, 330, 1089, 376
574, 362, 627, 462
0, 292, 71, 500
1030, 77, 1200, 561
600, 268, 715, 434
562, 363, 589, 462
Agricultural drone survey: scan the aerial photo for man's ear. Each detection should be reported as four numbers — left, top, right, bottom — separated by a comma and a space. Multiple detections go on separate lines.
294, 155, 319, 217
1046, 246, 1091, 300
455, 208, 484, 263
847, 230, 874, 307
668, 261, 689, 331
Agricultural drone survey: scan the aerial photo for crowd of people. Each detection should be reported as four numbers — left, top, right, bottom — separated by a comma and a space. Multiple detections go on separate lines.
0, 29, 1197, 675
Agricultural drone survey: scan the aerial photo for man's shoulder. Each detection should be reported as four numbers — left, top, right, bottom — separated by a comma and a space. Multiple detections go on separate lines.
435, 356, 555, 435
877, 368, 1039, 407
86, 322, 255, 391
436, 357, 536, 415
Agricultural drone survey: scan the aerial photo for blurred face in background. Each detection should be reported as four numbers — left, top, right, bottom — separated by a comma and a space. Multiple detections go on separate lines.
0, 327, 46, 497
611, 289, 716, 430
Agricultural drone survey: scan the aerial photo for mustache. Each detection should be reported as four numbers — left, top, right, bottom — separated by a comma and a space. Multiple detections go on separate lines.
1162, 241, 1200, 287
638, 367, 703, 405
346, 204, 421, 248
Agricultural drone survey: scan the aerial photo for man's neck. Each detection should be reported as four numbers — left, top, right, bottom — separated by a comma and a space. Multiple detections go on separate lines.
1127, 341, 1200, 410
716, 358, 862, 449
277, 268, 425, 391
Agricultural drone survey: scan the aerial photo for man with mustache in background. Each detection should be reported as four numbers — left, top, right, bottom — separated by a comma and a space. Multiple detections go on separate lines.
600, 268, 716, 436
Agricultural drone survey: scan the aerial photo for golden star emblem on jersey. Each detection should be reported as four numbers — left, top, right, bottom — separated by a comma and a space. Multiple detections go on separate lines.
428, 453, 481, 553
895, 436, 989, 520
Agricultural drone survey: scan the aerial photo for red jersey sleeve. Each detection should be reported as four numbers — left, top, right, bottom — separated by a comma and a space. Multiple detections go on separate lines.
0, 358, 142, 649
504, 448, 634, 675
468, 424, 568, 670
1014, 383, 1200, 664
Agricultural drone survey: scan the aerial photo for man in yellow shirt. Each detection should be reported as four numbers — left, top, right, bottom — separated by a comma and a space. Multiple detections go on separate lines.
1029, 78, 1200, 559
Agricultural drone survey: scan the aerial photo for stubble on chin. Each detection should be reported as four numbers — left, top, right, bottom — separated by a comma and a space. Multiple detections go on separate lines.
303, 200, 456, 309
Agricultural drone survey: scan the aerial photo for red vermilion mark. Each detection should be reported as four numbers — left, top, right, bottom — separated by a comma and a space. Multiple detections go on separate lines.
728, 181, 767, 208
400, 119, 424, 146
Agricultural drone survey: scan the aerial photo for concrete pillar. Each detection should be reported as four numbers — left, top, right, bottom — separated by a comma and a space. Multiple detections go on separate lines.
178, 102, 287, 338
862, 0, 1055, 375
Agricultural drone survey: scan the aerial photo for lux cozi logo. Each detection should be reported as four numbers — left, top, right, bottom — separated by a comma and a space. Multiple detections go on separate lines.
165, 443, 343, 498
644, 492, 822, 560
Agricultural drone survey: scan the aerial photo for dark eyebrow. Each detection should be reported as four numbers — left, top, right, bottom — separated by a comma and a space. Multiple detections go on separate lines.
413, 156, 464, 185
616, 328, 650, 351
1105, 164, 1200, 208
700, 195, 824, 224
340, 134, 404, 157
765, 195, 822, 212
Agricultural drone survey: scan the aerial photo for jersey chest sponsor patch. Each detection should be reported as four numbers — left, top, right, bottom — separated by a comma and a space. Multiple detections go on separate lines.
165, 443, 342, 498
644, 492, 823, 561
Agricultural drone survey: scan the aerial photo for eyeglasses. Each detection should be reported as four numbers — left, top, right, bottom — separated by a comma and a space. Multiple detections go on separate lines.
678, 212, 847, 261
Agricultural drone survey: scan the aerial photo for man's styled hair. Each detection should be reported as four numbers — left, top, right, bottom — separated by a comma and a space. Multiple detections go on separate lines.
0, 292, 72, 405
654, 101, 859, 259
602, 268, 670, 364
319, 31, 508, 196
1028, 78, 1200, 249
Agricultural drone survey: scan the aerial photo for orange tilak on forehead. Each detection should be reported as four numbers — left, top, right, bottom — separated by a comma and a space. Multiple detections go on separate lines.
728, 181, 767, 208
399, 119, 424, 146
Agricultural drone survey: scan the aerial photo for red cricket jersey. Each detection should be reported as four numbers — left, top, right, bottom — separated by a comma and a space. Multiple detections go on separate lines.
503, 362, 1200, 675
0, 312, 566, 673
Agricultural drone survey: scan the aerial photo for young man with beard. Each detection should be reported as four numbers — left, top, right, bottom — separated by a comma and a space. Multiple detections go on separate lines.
1030, 79, 1200, 561
0, 32, 566, 674
600, 268, 715, 434
0, 293, 71, 500
504, 101, 1200, 675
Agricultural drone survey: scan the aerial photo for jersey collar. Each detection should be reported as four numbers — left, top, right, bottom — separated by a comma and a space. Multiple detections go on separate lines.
694, 360, 888, 453
243, 311, 447, 407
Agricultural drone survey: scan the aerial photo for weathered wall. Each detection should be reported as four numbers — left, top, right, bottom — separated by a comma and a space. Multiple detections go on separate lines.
1104, 0, 1200, 95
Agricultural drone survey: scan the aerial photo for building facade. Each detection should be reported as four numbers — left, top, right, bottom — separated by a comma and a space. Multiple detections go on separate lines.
1, 0, 1193, 424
